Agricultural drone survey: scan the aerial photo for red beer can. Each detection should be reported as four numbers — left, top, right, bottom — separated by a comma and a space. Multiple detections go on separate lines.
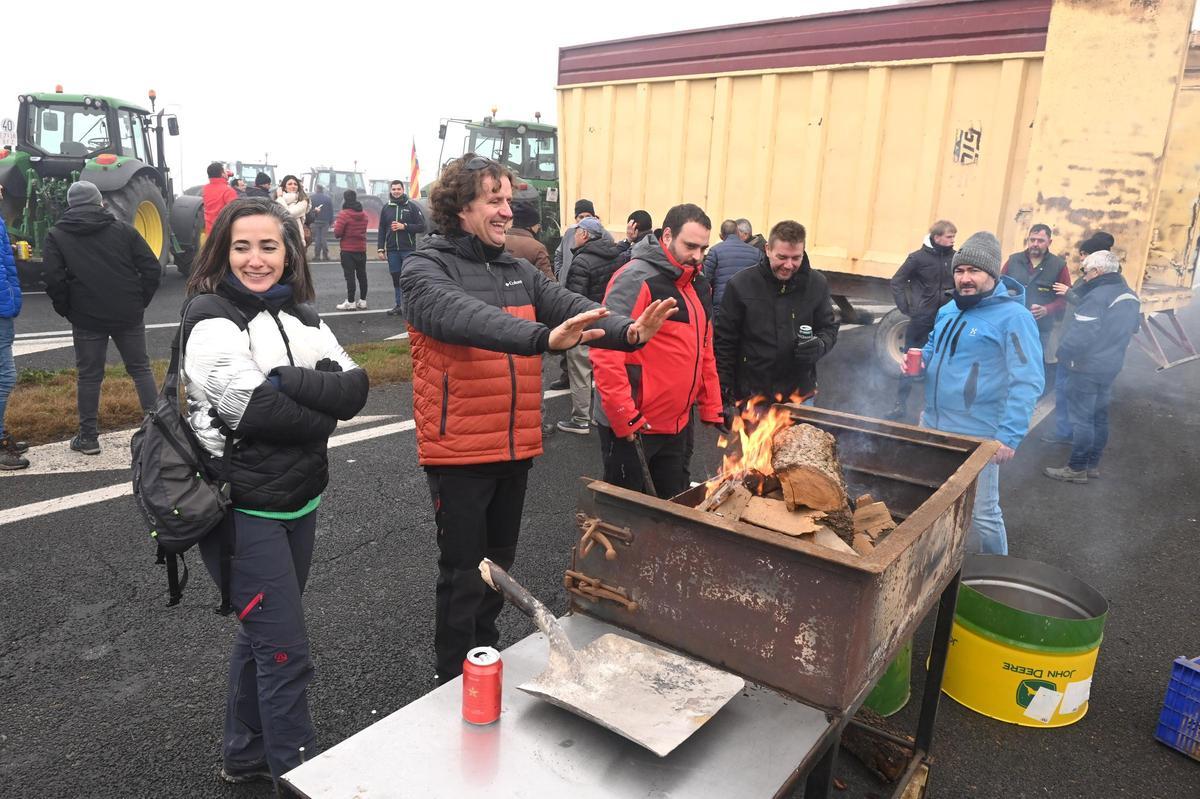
462, 646, 503, 725
903, 348, 923, 376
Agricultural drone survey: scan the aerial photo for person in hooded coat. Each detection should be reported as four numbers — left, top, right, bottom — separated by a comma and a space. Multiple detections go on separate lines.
332, 190, 370, 309
42, 181, 161, 455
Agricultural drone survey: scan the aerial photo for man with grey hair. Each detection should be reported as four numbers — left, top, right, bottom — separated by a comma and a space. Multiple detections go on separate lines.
703, 217, 763, 307
1044, 249, 1140, 483
735, 218, 766, 255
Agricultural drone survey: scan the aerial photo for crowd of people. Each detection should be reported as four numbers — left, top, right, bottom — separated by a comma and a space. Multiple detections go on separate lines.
0, 153, 1145, 788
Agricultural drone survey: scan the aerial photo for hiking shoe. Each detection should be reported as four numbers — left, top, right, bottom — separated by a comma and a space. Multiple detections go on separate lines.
0, 450, 30, 471
356, 299, 368, 309
1087, 468, 1101, 479
1040, 433, 1072, 444
541, 422, 557, 437
882, 403, 907, 422
386, 305, 403, 316
335, 300, 355, 310
70, 435, 101, 456
1043, 465, 1087, 483
556, 420, 590, 435
219, 760, 273, 784
549, 377, 569, 390
1, 434, 29, 454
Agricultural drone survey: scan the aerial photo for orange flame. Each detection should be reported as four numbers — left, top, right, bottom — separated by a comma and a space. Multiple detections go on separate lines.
706, 393, 809, 498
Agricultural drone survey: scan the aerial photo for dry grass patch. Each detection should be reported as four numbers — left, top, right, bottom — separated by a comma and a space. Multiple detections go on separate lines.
6, 341, 411, 446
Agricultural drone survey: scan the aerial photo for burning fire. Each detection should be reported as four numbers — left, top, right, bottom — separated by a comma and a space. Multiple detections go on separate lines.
706, 393, 807, 498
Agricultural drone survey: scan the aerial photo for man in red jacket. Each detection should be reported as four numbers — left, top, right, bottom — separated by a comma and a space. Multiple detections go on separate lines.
201, 162, 238, 234
592, 203, 724, 498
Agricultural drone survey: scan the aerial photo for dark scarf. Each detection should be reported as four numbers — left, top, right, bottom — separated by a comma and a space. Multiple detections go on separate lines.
222, 272, 294, 311
449, 231, 506, 263
952, 282, 996, 311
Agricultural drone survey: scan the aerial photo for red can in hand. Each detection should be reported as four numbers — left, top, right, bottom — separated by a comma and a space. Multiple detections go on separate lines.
462, 646, 503, 725
903, 348, 924, 376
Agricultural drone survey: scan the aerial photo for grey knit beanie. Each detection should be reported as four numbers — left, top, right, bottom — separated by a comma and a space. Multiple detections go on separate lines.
67, 181, 103, 208
951, 231, 1002, 280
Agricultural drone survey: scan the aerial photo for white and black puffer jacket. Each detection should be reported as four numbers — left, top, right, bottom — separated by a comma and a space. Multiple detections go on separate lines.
181, 283, 370, 511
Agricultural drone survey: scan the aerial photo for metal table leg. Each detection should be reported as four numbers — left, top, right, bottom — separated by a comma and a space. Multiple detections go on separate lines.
803, 737, 841, 798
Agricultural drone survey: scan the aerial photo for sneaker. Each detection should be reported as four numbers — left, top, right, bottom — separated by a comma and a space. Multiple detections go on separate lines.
356, 299, 368, 309
335, 300, 355, 310
70, 435, 101, 456
0, 450, 30, 471
556, 419, 590, 435
549, 377, 569, 391
386, 305, 403, 316
1, 434, 29, 454
1087, 468, 1100, 479
1040, 433, 1072, 444
219, 760, 273, 784
1043, 465, 1087, 483
541, 422, 557, 437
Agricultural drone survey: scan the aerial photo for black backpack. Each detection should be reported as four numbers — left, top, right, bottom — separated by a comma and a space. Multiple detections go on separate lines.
131, 297, 237, 609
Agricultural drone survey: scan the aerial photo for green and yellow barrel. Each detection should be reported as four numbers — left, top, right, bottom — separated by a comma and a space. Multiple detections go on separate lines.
942, 555, 1108, 728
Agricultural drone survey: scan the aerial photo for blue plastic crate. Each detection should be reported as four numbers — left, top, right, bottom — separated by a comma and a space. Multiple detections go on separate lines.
1156, 656, 1200, 762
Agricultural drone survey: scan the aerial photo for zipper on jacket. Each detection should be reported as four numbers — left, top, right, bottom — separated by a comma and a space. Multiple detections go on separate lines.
930, 311, 966, 425
439, 373, 449, 437
963, 362, 980, 410
681, 280, 703, 434
507, 354, 517, 459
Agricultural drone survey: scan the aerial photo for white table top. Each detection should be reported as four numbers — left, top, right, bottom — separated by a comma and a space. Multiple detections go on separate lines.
282, 613, 833, 798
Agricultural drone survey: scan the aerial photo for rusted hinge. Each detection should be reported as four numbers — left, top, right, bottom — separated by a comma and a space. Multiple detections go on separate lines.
564, 569, 639, 613
575, 514, 633, 561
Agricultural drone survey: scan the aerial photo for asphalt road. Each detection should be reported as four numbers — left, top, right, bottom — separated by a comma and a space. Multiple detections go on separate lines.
2, 278, 1198, 798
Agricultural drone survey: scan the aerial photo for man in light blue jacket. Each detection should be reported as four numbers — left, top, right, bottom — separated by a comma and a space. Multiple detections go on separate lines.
0, 182, 29, 470
921, 231, 1043, 555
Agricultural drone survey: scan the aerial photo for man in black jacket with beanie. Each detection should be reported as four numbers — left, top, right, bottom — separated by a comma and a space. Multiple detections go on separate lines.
43, 181, 161, 455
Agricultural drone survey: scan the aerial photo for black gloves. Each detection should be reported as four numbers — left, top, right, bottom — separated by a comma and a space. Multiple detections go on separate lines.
314, 358, 343, 373
794, 335, 826, 364
207, 407, 233, 437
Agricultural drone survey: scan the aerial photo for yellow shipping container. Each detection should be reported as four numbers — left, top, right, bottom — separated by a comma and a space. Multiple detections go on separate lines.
558, 0, 1199, 370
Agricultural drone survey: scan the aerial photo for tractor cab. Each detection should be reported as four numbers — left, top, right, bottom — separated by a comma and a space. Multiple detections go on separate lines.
234, 161, 275, 186
304, 168, 382, 232
438, 114, 561, 251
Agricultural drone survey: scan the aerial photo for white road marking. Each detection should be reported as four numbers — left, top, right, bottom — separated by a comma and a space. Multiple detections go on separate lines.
1029, 394, 1056, 432
14, 308, 398, 340
385, 332, 409, 341
0, 392, 574, 525
13, 336, 75, 357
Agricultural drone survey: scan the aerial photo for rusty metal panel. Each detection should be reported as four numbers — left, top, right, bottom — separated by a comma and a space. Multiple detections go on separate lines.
567, 407, 997, 713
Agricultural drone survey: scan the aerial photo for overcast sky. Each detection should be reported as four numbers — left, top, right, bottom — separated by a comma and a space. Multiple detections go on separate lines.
3, 0, 1197, 190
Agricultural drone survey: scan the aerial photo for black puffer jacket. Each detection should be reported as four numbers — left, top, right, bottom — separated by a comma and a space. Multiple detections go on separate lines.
181, 280, 370, 511
889, 237, 954, 322
42, 205, 161, 333
714, 255, 838, 402
565, 236, 623, 303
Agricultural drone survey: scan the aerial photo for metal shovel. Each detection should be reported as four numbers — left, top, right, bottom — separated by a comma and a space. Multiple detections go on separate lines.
479, 559, 744, 757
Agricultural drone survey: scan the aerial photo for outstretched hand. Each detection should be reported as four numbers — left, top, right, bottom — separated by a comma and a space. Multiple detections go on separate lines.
626, 298, 678, 345
548, 307, 611, 351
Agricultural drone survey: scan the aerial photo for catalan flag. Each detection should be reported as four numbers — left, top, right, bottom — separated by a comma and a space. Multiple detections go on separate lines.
409, 139, 421, 200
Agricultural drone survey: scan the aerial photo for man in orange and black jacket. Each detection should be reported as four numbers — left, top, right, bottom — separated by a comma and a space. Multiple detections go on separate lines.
400, 155, 677, 684
591, 203, 724, 500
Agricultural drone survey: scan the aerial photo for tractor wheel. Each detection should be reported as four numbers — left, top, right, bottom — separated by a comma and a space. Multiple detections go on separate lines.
873, 308, 910, 375
104, 175, 170, 266
169, 195, 205, 278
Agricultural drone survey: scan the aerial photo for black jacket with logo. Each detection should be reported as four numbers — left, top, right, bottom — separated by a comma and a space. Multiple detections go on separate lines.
714, 255, 838, 402
377, 196, 427, 252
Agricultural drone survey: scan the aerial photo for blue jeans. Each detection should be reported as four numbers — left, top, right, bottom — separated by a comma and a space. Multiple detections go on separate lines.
1066, 372, 1113, 471
0, 317, 15, 437
386, 250, 412, 308
1051, 364, 1071, 439
968, 461, 1007, 555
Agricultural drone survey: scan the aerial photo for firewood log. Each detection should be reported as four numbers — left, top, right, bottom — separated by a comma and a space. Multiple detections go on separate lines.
770, 423, 848, 511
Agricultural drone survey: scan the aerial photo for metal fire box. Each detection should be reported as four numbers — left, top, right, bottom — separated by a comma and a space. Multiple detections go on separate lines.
567, 405, 998, 713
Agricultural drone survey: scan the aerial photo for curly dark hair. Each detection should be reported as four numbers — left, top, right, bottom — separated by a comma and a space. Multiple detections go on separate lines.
186, 198, 314, 303
430, 154, 515, 234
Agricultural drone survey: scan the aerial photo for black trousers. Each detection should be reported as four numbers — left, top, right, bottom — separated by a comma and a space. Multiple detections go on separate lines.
897, 316, 935, 403
597, 424, 691, 499
340, 251, 368, 302
426, 460, 531, 683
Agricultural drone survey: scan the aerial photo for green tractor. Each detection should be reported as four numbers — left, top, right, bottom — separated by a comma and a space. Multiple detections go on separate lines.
438, 113, 560, 253
0, 89, 204, 287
